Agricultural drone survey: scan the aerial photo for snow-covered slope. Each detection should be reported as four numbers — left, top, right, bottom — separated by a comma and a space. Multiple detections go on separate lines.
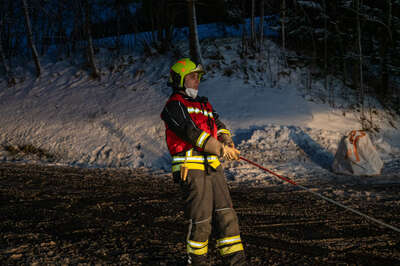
0, 38, 399, 185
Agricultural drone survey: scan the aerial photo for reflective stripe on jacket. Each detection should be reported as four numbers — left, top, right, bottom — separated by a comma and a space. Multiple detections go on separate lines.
171, 148, 221, 173
164, 93, 218, 155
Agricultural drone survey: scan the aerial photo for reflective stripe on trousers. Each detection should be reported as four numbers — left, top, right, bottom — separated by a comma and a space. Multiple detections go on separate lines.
177, 165, 245, 260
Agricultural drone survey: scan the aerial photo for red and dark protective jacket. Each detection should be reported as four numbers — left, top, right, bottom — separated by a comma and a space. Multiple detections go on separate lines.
161, 92, 227, 156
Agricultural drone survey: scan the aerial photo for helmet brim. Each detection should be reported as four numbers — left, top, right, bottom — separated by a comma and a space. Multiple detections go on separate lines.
188, 64, 205, 75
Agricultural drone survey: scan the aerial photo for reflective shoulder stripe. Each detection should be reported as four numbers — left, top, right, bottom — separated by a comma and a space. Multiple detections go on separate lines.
216, 235, 242, 247
196, 131, 210, 148
217, 129, 231, 136
218, 243, 243, 256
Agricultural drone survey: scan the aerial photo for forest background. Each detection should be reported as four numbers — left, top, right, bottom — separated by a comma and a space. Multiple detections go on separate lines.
1, 0, 400, 130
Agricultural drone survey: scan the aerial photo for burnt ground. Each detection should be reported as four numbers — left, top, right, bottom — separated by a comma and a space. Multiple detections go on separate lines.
0, 162, 399, 265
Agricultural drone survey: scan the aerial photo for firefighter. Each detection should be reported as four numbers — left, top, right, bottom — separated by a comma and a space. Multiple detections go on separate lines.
161, 58, 247, 265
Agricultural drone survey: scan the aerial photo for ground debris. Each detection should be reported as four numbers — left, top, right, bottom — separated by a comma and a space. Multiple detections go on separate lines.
0, 162, 399, 265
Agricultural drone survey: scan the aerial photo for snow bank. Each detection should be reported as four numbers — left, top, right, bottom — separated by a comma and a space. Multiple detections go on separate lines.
0, 38, 399, 187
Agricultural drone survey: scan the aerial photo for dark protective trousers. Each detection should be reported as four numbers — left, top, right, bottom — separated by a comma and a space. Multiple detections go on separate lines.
175, 165, 246, 265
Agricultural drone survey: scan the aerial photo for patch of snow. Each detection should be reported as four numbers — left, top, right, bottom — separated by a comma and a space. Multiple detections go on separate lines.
0, 37, 399, 189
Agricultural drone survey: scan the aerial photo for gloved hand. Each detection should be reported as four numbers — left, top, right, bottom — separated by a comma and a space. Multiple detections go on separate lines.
204, 136, 240, 161
218, 133, 235, 148
222, 145, 240, 161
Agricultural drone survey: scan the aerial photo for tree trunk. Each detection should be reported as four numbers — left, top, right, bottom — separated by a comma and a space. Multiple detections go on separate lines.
70, 2, 80, 55
380, 0, 392, 98
155, 1, 161, 44
116, 5, 121, 54
165, 4, 176, 50
83, 0, 100, 79
334, 23, 347, 96
187, 0, 203, 65
156, 2, 164, 50
0, 23, 16, 86
281, 0, 286, 51
356, 0, 365, 127
259, 0, 265, 52
56, 1, 67, 57
162, 0, 173, 52
296, 0, 317, 86
251, 0, 255, 46
6, 0, 13, 61
22, 0, 41, 77
0, 32, 9, 74
241, 0, 248, 56
322, 0, 331, 105
149, 0, 156, 45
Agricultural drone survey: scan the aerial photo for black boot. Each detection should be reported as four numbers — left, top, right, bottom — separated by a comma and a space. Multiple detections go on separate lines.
187, 254, 210, 266
222, 251, 247, 266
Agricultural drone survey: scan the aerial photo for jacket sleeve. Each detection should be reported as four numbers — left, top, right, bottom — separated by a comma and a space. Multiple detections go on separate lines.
213, 110, 234, 146
161, 101, 210, 149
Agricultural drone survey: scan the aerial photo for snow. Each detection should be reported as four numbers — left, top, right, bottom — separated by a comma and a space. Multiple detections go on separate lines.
1, 36, 399, 188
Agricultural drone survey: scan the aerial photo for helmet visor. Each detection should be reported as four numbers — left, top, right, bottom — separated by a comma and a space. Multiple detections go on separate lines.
190, 64, 205, 75
189, 64, 205, 81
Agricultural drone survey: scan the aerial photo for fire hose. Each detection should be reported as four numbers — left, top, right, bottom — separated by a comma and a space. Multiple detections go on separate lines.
239, 156, 400, 233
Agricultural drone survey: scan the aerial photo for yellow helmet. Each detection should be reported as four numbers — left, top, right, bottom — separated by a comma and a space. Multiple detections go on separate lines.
168, 58, 205, 89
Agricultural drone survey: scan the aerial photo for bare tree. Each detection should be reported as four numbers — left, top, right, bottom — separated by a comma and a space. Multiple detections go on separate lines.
187, 0, 203, 65
22, 0, 41, 77
355, 0, 365, 127
153, 0, 176, 52
56, 1, 68, 57
105, 0, 137, 54
333, 22, 348, 97
322, 0, 332, 106
68, 0, 84, 56
281, 0, 286, 51
251, 0, 255, 46
163, 1, 178, 52
82, 0, 100, 79
259, 0, 265, 52
240, 0, 249, 56
295, 0, 318, 91
0, 0, 15, 86
156, 0, 165, 48
379, 0, 393, 98
0, 19, 16, 86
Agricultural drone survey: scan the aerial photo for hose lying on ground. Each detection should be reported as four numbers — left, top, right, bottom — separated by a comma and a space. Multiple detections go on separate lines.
240, 156, 400, 233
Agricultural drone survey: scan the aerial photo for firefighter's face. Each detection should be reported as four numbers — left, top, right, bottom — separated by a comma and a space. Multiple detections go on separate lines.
184, 72, 200, 90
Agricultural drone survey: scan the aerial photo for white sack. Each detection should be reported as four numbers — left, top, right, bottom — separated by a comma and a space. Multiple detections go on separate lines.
332, 130, 383, 175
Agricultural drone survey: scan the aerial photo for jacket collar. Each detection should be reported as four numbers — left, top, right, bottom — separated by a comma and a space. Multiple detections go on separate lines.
173, 91, 207, 103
